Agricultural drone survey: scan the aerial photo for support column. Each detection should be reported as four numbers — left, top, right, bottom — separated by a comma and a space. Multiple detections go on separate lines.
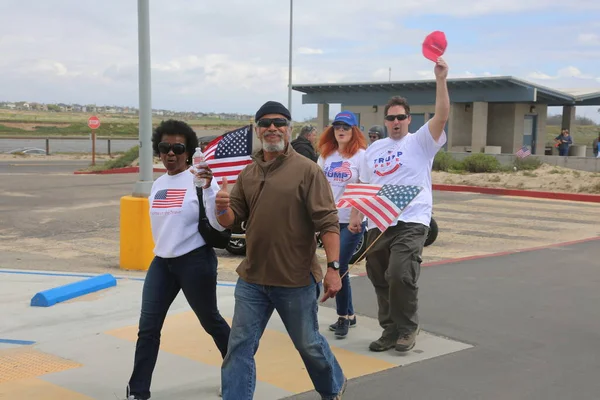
316, 103, 329, 134
561, 105, 576, 132
471, 101, 488, 153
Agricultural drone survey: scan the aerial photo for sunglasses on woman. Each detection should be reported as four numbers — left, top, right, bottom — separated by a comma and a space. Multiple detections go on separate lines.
333, 124, 351, 131
158, 142, 186, 155
384, 114, 409, 122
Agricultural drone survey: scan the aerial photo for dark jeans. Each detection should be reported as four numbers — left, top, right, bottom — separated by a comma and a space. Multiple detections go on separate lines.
365, 222, 428, 337
336, 222, 366, 316
128, 246, 231, 400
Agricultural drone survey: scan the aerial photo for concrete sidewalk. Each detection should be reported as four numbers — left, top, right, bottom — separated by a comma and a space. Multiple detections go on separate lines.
0, 269, 471, 400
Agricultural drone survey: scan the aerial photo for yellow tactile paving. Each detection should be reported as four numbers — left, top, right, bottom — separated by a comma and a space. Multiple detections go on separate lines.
0, 347, 82, 384
107, 311, 396, 394
0, 377, 93, 399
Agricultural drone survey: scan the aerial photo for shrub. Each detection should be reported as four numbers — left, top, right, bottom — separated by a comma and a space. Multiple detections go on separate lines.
89, 145, 139, 171
461, 153, 502, 173
433, 151, 457, 171
514, 157, 542, 171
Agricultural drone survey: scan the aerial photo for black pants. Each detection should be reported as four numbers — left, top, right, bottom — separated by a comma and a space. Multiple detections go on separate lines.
365, 222, 428, 338
128, 246, 231, 399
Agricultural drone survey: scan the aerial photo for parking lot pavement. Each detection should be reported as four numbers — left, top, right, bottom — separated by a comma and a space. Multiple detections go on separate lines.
2, 168, 599, 281
0, 269, 470, 399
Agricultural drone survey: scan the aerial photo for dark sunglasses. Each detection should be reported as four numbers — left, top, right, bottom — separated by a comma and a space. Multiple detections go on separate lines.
333, 124, 351, 131
384, 114, 409, 122
257, 118, 289, 128
158, 142, 186, 155
369, 135, 379, 139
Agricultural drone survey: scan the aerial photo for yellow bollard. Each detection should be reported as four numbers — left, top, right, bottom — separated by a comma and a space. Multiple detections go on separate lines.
119, 195, 155, 271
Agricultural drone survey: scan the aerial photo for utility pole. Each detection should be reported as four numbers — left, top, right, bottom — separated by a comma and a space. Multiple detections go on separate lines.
133, 0, 153, 197
287, 0, 293, 114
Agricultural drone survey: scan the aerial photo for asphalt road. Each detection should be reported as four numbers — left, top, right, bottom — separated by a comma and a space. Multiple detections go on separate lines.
290, 238, 600, 400
0, 159, 90, 174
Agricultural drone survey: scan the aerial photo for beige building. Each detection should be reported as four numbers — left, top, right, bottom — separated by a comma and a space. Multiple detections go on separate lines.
292, 77, 600, 156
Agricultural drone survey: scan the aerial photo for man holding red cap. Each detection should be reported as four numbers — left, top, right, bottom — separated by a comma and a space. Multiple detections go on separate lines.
354, 57, 449, 353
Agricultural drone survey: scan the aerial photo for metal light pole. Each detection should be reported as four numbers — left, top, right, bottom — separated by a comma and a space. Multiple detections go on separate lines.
287, 0, 293, 114
133, 0, 153, 197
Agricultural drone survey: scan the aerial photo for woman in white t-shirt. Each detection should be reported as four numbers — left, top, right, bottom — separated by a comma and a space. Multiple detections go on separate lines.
125, 120, 230, 400
317, 110, 368, 339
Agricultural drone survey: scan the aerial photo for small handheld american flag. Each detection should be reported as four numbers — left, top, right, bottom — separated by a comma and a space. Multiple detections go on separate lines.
516, 146, 531, 159
337, 183, 423, 232
204, 125, 253, 185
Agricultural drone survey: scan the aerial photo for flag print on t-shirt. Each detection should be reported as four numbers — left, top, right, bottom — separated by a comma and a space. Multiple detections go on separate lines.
324, 160, 353, 182
152, 188, 187, 208
373, 148, 403, 177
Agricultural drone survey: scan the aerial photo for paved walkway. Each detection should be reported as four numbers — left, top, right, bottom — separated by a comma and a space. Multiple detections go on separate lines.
0, 269, 470, 399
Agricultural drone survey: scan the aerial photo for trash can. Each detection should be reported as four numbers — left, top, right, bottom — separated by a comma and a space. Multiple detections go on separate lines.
568, 145, 586, 157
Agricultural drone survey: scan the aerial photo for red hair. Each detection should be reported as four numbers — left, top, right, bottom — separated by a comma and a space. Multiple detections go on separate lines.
318, 126, 367, 159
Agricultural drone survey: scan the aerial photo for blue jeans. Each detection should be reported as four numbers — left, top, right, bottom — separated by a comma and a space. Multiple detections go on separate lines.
128, 246, 231, 400
221, 277, 345, 400
336, 222, 366, 317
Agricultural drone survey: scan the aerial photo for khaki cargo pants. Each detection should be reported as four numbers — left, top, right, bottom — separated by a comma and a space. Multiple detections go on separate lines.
365, 221, 428, 338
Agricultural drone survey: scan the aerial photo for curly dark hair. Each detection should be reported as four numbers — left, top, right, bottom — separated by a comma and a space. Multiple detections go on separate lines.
151, 119, 199, 165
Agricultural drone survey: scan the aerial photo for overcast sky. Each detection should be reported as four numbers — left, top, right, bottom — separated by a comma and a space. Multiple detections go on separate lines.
1, 0, 599, 122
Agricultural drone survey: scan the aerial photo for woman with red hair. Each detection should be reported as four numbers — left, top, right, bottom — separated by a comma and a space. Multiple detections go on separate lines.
317, 110, 368, 339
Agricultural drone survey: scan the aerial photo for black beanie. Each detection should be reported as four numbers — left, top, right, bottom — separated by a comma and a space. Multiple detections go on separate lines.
255, 101, 291, 121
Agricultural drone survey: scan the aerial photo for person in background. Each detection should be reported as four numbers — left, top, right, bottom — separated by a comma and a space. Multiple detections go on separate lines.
125, 120, 230, 400
292, 124, 318, 161
317, 110, 368, 339
216, 101, 347, 400
368, 125, 385, 144
554, 129, 572, 156
592, 133, 599, 158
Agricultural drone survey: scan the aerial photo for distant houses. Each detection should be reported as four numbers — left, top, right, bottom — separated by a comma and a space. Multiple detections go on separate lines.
0, 101, 253, 121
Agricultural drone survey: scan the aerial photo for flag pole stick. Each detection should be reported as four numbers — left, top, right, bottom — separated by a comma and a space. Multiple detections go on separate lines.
339, 229, 385, 280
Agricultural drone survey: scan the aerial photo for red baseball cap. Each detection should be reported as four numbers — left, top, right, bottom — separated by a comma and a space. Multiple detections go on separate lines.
422, 31, 447, 62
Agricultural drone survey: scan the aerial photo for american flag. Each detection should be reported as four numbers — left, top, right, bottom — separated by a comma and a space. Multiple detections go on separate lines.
204, 125, 253, 185
152, 189, 187, 209
337, 183, 423, 232
516, 146, 531, 159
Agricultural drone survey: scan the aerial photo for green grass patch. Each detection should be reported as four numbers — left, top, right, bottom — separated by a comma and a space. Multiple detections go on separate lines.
86, 146, 139, 172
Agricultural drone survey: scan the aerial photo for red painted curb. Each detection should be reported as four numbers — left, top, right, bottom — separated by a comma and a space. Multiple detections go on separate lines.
74, 167, 167, 175
354, 236, 600, 277
432, 184, 600, 203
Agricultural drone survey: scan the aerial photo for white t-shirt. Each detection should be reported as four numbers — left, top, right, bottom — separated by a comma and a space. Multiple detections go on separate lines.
318, 149, 366, 223
360, 122, 446, 229
149, 168, 224, 258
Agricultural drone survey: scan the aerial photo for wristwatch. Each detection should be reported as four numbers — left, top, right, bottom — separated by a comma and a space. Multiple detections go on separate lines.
327, 261, 340, 271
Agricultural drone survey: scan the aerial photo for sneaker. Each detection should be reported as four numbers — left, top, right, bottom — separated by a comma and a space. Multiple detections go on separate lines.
334, 318, 350, 338
332, 377, 348, 400
368, 334, 398, 352
395, 326, 420, 352
328, 316, 356, 331
125, 385, 146, 400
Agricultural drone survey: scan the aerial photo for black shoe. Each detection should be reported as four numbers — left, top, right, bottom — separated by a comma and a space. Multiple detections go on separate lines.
125, 385, 147, 400
368, 334, 398, 352
329, 316, 356, 331
334, 318, 350, 338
